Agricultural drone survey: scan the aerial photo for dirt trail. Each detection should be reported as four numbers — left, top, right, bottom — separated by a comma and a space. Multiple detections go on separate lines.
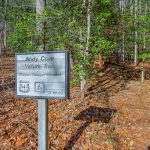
110, 80, 150, 150
87, 63, 150, 150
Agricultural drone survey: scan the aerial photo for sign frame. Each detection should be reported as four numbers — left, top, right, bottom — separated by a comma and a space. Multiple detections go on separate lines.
15, 51, 70, 99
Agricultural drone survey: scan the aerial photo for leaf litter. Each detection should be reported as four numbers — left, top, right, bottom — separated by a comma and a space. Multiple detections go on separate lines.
0, 56, 150, 150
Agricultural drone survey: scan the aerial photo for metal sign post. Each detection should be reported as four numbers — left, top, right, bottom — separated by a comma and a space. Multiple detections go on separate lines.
15, 51, 69, 150
38, 99, 48, 150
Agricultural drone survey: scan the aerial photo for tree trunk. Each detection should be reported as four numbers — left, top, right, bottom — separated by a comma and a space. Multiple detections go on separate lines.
141, 60, 145, 82
80, 0, 91, 99
138, 0, 142, 16
134, 0, 138, 66
119, 0, 125, 63
36, 0, 46, 51
86, 0, 91, 55
70, 52, 74, 80
3, 0, 7, 55
130, 0, 133, 15
80, 28, 86, 99
143, 1, 147, 49
128, 0, 133, 62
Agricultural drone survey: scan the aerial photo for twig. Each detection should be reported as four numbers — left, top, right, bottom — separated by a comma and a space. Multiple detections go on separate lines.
11, 118, 38, 137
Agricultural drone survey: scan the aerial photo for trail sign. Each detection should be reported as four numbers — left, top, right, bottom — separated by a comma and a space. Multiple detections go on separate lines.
16, 51, 70, 99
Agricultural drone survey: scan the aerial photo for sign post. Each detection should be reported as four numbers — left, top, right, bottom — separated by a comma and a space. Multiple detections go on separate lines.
38, 99, 48, 150
16, 51, 69, 149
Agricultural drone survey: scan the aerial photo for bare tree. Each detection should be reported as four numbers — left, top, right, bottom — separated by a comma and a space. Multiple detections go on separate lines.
134, 0, 138, 66
36, 0, 46, 51
120, 0, 125, 63
3, 0, 7, 55
81, 0, 91, 99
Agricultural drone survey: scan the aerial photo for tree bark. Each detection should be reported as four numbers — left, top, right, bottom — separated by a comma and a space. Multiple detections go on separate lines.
86, 0, 91, 56
141, 60, 145, 82
3, 0, 7, 55
80, 0, 91, 99
134, 0, 138, 66
121, 0, 125, 63
130, 0, 133, 15
80, 28, 86, 99
138, 0, 142, 16
143, 1, 147, 49
36, 0, 46, 51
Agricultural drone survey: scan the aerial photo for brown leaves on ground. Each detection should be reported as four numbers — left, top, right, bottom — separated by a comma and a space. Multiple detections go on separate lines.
0, 56, 150, 150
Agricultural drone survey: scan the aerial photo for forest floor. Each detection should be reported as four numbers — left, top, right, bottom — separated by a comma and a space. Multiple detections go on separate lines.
0, 56, 150, 150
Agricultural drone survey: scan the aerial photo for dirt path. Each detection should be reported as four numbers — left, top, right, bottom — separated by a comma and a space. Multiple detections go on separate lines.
110, 80, 150, 150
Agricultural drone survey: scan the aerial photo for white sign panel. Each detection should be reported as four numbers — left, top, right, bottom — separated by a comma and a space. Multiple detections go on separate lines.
16, 51, 69, 99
